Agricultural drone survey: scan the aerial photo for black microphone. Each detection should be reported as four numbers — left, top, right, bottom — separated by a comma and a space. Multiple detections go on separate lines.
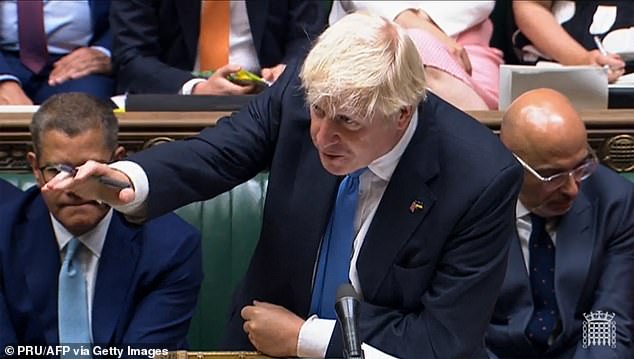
335, 283, 364, 359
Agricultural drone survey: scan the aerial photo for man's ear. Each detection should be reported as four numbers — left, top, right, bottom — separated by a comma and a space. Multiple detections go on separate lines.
396, 106, 414, 130
27, 151, 45, 187
113, 146, 126, 161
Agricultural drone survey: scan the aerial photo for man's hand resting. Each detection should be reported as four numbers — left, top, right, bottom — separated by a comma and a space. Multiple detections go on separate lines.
241, 301, 304, 357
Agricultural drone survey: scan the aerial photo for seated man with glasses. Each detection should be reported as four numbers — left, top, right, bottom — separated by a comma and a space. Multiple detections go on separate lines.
486, 88, 634, 358
0, 93, 203, 353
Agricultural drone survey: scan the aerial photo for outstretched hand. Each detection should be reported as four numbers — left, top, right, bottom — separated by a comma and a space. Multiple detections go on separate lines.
43, 160, 135, 206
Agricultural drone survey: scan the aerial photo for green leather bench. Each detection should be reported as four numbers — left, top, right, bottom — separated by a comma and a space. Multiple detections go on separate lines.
0, 172, 267, 350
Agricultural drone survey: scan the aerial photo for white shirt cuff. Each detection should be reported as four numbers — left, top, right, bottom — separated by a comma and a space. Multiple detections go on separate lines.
0, 75, 21, 84
297, 315, 335, 358
90, 45, 111, 58
181, 78, 207, 95
108, 160, 149, 215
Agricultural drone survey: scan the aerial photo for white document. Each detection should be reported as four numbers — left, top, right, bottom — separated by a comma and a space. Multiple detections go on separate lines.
610, 72, 634, 88
0, 105, 39, 112
499, 64, 608, 110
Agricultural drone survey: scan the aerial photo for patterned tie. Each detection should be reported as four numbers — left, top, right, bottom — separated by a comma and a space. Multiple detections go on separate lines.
17, 0, 49, 73
310, 168, 365, 319
525, 214, 560, 349
58, 238, 92, 354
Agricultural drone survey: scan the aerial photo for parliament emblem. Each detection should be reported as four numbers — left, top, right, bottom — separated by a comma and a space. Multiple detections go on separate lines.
582, 311, 616, 348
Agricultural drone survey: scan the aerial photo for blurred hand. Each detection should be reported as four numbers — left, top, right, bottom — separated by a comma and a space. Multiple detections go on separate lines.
193, 64, 255, 95
43, 160, 135, 206
585, 49, 626, 83
48, 47, 112, 86
241, 300, 304, 357
395, 9, 472, 75
261, 63, 286, 83
0, 81, 33, 105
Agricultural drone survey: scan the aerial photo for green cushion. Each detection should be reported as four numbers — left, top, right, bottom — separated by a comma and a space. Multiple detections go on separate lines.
1, 172, 38, 190
621, 172, 634, 183
175, 174, 267, 349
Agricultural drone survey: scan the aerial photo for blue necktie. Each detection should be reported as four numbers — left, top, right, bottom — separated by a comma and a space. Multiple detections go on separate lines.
58, 238, 92, 353
310, 168, 365, 318
525, 214, 560, 349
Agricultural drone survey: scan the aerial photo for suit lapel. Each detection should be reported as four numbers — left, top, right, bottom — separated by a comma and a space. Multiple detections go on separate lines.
245, 0, 268, 58
505, 234, 536, 348
91, 213, 141, 345
357, 110, 438, 300
21, 198, 61, 344
554, 192, 593, 335
288, 135, 339, 315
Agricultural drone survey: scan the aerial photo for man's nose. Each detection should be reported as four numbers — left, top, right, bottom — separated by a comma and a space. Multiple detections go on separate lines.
314, 119, 338, 147
559, 174, 580, 199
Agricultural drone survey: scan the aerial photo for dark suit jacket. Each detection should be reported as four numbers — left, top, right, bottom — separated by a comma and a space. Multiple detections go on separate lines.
0, 179, 21, 203
127, 60, 523, 358
487, 166, 634, 358
0, 186, 203, 351
111, 0, 329, 94
0, 0, 111, 76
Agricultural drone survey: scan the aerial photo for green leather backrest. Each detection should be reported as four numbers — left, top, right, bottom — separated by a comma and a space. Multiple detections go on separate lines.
175, 174, 267, 349
0, 172, 267, 350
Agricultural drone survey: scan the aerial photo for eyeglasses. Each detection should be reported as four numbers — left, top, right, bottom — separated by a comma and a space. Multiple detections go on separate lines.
512, 146, 598, 192
38, 163, 77, 183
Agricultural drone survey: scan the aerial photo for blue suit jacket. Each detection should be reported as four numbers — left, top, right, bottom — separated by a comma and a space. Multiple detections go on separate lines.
110, 0, 329, 94
0, 0, 111, 76
0, 179, 21, 203
0, 186, 203, 351
127, 60, 523, 358
487, 166, 634, 358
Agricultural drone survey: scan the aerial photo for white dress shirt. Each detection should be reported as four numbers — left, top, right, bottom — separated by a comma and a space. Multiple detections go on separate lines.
516, 201, 558, 272
51, 209, 113, 339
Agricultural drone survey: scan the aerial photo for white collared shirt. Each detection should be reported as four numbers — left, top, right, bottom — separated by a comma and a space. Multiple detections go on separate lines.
51, 209, 113, 335
515, 201, 558, 272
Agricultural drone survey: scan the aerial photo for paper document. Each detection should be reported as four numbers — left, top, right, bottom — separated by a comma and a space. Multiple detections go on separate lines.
0, 105, 39, 112
499, 64, 608, 110
610, 72, 634, 88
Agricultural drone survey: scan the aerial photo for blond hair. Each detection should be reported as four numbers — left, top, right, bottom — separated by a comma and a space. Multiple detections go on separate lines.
300, 13, 426, 122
